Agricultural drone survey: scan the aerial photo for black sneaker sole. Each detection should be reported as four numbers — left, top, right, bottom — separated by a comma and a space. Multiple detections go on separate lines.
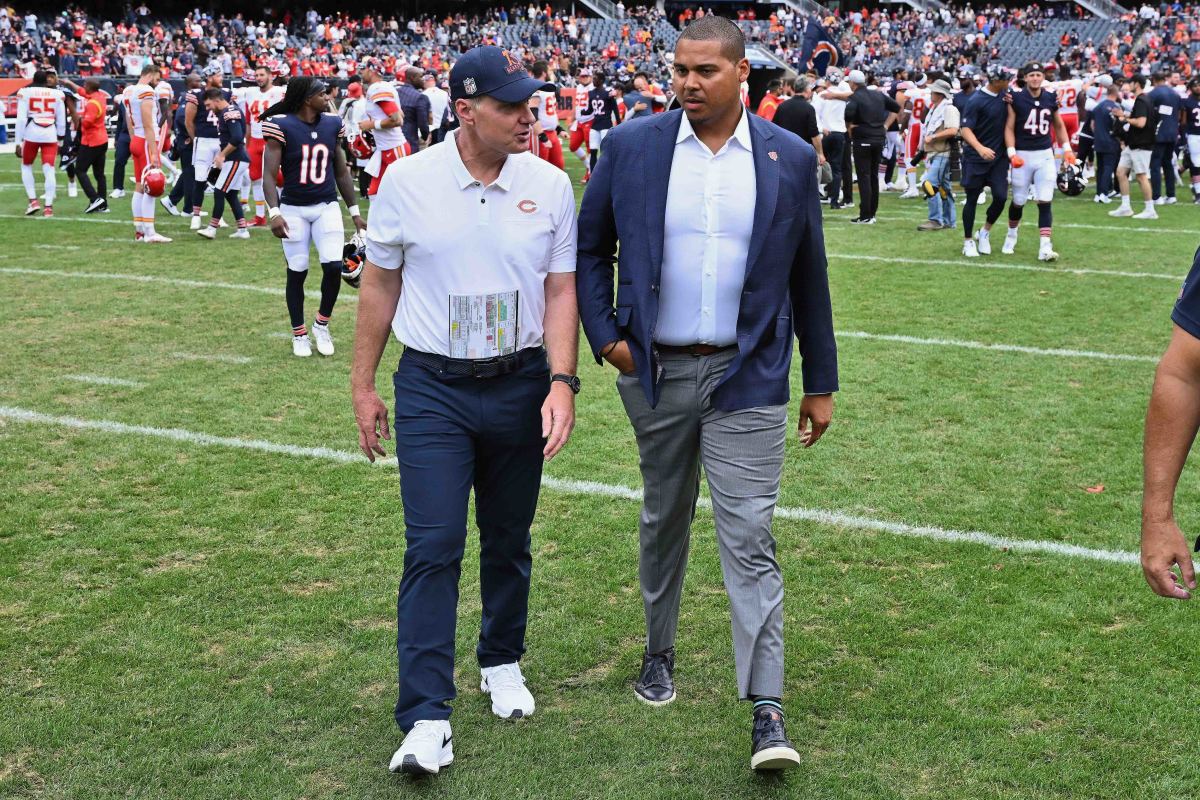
633, 688, 676, 706
751, 746, 801, 771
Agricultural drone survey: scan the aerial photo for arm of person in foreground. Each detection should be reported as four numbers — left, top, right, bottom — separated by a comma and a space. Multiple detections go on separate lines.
1141, 324, 1200, 599
541, 174, 580, 462
790, 148, 837, 447
350, 262, 403, 462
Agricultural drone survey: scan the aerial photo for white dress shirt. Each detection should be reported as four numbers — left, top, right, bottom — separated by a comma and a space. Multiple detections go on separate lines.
819, 81, 849, 133
655, 109, 756, 347
365, 130, 577, 357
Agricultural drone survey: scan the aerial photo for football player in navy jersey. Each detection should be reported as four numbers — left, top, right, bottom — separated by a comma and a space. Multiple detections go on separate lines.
1004, 62, 1073, 262
197, 88, 251, 240
1182, 78, 1200, 203
186, 63, 231, 231
958, 64, 1012, 258
261, 77, 367, 359
580, 72, 619, 175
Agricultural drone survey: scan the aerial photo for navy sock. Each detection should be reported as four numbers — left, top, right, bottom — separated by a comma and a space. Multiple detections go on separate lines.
751, 696, 783, 716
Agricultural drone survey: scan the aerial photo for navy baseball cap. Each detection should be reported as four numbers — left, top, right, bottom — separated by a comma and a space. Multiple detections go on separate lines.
450, 46, 555, 103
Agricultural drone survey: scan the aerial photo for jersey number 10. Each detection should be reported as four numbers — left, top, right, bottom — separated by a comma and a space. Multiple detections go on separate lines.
299, 143, 330, 184
1023, 108, 1052, 137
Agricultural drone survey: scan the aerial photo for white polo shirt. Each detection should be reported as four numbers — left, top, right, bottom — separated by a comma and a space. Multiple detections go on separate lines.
365, 130, 578, 359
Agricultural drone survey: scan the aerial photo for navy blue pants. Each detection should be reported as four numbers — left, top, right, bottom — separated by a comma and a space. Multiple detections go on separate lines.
112, 134, 130, 192
392, 348, 549, 732
1150, 141, 1177, 200
1095, 150, 1118, 198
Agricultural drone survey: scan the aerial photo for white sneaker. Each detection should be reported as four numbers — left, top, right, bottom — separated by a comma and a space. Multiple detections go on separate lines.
292, 334, 312, 358
1133, 208, 1159, 219
1037, 243, 1059, 262
899, 188, 920, 199
977, 193, 987, 205
312, 323, 335, 356
190, 215, 202, 231
1093, 194, 1111, 204
143, 232, 172, 243
196, 225, 217, 240
68, 182, 78, 198
110, 188, 126, 199
1155, 197, 1166, 205
1001, 230, 1018, 255
962, 239, 979, 258
1108, 205, 1133, 217
1164, 196, 1178, 205
976, 231, 991, 255
160, 197, 180, 216
480, 662, 535, 720
389, 720, 453, 775
217, 218, 230, 228
230, 228, 250, 240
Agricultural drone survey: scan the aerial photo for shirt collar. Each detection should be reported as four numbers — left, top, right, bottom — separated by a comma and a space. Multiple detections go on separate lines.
982, 87, 999, 97
446, 129, 516, 192
675, 107, 753, 154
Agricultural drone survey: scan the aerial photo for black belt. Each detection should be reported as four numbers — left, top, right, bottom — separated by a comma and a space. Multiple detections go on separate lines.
403, 346, 544, 378
657, 344, 736, 357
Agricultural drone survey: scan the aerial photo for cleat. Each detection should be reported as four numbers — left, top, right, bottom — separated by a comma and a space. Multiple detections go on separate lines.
1108, 206, 1134, 217
110, 188, 125, 198
480, 662, 535, 719
899, 188, 920, 199
1132, 208, 1159, 219
1037, 245, 1059, 262
43, 206, 53, 218
67, 182, 78, 198
1001, 231, 1018, 255
160, 197, 181, 216
389, 720, 453, 775
85, 197, 105, 213
292, 335, 312, 358
312, 323, 335, 356
99, 202, 110, 213
190, 215, 202, 231
230, 228, 250, 240
251, 215, 267, 227
135, 231, 145, 242
25, 200, 41, 216
144, 232, 172, 243
976, 231, 992, 255
196, 226, 217, 239
962, 239, 980, 258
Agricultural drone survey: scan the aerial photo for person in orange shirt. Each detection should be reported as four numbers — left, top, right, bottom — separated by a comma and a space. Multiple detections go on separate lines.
756, 79, 782, 122
75, 78, 111, 213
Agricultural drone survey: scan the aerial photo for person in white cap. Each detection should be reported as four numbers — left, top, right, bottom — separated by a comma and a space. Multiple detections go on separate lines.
843, 69, 901, 224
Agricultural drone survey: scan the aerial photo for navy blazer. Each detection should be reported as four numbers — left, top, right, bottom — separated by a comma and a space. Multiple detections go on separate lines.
575, 109, 838, 411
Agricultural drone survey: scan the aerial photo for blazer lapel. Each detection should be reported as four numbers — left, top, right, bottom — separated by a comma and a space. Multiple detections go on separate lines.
645, 111, 681, 284
744, 116, 778, 280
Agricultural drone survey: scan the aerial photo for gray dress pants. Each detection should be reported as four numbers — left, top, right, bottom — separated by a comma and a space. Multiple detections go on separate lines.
617, 348, 787, 699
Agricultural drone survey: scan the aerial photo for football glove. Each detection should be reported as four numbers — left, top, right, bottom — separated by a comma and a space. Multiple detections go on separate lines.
342, 232, 366, 288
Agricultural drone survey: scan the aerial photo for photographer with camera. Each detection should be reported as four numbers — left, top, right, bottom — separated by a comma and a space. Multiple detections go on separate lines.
916, 79, 959, 231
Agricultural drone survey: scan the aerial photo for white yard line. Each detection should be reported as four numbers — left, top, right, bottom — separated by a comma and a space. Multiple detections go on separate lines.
0, 267, 352, 304
839, 331, 1157, 363
64, 374, 147, 388
170, 352, 253, 365
828, 252, 1185, 281
0, 405, 1144, 567
867, 210, 1200, 235
33, 244, 81, 251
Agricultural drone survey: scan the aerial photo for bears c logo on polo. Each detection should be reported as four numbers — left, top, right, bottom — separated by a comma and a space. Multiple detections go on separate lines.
517, 199, 538, 214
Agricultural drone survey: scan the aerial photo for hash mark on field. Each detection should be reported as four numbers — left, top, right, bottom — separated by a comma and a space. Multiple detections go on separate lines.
0, 405, 1149, 569
838, 331, 1158, 364
828, 253, 1184, 282
64, 374, 147, 388
0, 267, 349, 303
170, 352, 253, 365
33, 244, 81, 251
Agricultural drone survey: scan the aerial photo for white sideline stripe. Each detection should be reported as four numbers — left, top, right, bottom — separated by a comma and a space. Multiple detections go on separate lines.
34, 244, 81, 251
64, 374, 147, 388
828, 252, 1184, 282
0, 405, 1141, 567
0, 267, 353, 304
839, 331, 1157, 363
170, 352, 253, 365
872, 210, 1200, 234
266, 332, 293, 339
0, 212, 129, 225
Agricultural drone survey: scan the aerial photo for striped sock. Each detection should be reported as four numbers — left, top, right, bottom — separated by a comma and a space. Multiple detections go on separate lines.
314, 313, 331, 327
293, 324, 307, 338
237, 218, 248, 229
209, 218, 220, 229
752, 697, 783, 716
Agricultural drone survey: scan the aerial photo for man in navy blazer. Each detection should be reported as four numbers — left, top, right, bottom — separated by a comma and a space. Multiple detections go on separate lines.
575, 16, 837, 772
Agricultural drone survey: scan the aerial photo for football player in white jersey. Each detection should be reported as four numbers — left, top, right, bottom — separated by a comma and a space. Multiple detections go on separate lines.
528, 60, 564, 169
1052, 70, 1084, 158
15, 69, 66, 217
900, 84, 931, 198
567, 67, 594, 180
239, 64, 287, 224
124, 63, 171, 243
357, 57, 408, 196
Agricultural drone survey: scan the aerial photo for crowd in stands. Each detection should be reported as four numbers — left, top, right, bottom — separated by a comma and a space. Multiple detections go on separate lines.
1, 2, 1197, 83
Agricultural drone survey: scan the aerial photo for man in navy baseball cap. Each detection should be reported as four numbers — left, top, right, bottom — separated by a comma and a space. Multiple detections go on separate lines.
450, 46, 555, 103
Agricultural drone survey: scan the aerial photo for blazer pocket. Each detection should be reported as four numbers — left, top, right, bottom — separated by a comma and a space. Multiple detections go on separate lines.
775, 316, 791, 339
617, 306, 633, 327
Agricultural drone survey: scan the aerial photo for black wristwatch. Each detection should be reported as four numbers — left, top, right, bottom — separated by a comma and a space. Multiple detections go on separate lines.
551, 374, 581, 394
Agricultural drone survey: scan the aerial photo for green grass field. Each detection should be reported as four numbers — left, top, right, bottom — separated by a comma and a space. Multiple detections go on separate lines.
3, 151, 1200, 799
